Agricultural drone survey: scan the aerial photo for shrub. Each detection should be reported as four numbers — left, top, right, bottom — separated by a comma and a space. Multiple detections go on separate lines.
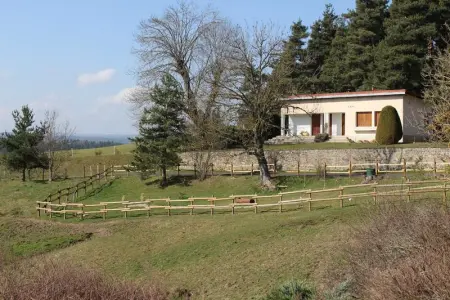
264, 280, 314, 300
375, 106, 403, 145
0, 258, 169, 300
94, 149, 102, 156
348, 203, 450, 300
314, 133, 330, 143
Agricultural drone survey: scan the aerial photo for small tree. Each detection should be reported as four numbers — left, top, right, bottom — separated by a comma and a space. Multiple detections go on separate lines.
0, 105, 47, 181
130, 74, 186, 186
41, 110, 75, 182
375, 105, 403, 145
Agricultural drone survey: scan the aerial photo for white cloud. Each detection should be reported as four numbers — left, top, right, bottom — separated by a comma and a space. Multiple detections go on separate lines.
77, 68, 116, 86
103, 87, 139, 104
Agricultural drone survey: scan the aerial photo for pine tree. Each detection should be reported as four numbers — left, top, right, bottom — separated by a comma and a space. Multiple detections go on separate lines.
319, 17, 351, 92
0, 105, 47, 181
321, 1, 388, 92
302, 4, 339, 92
344, 0, 389, 91
371, 0, 444, 93
276, 19, 309, 94
130, 74, 186, 186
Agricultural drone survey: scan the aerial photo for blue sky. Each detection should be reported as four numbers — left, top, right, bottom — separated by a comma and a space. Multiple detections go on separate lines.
0, 0, 354, 135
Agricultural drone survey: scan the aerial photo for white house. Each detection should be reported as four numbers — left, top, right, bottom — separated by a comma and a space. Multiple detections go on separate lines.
280, 89, 425, 142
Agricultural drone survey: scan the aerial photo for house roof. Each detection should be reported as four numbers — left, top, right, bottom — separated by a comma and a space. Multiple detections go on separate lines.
284, 89, 419, 101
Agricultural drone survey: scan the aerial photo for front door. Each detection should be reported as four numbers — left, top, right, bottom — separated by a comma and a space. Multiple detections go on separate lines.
311, 114, 321, 136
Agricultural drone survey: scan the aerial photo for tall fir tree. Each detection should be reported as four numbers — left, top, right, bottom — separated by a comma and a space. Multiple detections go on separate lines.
371, 0, 450, 93
319, 17, 351, 92
302, 4, 339, 92
276, 19, 309, 94
343, 0, 389, 91
321, 0, 388, 92
130, 74, 186, 186
0, 105, 47, 181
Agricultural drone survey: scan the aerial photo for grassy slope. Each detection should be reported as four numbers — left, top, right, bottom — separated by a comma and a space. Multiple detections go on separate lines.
53, 207, 357, 299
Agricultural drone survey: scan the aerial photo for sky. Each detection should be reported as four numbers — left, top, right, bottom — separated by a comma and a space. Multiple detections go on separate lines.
0, 0, 355, 135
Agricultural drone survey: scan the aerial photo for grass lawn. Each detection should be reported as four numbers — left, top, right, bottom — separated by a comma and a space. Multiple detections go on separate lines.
50, 206, 357, 299
1, 174, 446, 299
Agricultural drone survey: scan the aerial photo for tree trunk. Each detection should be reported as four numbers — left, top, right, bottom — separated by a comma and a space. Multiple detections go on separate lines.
48, 160, 53, 182
27, 169, 31, 181
161, 166, 168, 187
22, 168, 26, 182
254, 143, 275, 190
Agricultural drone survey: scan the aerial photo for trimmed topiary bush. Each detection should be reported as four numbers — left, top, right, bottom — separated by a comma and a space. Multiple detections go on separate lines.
375, 106, 403, 145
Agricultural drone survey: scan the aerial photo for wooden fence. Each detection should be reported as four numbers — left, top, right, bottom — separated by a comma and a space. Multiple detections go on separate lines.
36, 179, 450, 220
114, 159, 450, 178
43, 166, 115, 204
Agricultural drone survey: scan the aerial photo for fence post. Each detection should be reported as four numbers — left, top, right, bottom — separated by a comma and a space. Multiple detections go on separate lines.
211, 163, 214, 176
308, 191, 312, 211
297, 161, 300, 177
231, 163, 234, 177
403, 158, 407, 178
373, 186, 377, 204
90, 165, 93, 177
349, 160, 352, 177
103, 164, 106, 181
279, 194, 283, 213
97, 164, 100, 178
444, 182, 448, 207
37, 202, 40, 217
324, 163, 327, 180
83, 165, 86, 178
434, 159, 437, 178
251, 163, 253, 176
339, 188, 344, 208
376, 160, 379, 176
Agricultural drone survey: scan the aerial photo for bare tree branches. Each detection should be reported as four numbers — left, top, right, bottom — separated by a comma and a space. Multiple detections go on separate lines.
42, 110, 75, 182
219, 23, 288, 188
422, 42, 450, 142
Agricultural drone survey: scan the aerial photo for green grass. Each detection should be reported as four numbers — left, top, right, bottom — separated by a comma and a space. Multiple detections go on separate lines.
0, 217, 93, 262
51, 206, 358, 299
0, 179, 84, 217
0, 174, 445, 299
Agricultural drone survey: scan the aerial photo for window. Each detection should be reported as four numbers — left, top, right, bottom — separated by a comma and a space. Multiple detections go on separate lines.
375, 111, 381, 127
356, 112, 372, 127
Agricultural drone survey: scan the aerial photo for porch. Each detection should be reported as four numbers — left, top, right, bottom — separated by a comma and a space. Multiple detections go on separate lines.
281, 113, 346, 137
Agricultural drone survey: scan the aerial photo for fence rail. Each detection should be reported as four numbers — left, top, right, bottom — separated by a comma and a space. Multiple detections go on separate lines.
37, 179, 450, 220
44, 166, 115, 204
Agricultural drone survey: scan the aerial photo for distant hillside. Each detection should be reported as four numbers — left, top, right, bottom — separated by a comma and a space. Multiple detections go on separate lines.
72, 134, 134, 144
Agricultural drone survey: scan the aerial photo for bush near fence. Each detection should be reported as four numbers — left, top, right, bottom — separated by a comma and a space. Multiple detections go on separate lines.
36, 179, 450, 221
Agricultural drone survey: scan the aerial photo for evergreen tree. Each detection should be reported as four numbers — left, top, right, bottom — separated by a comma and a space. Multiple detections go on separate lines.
276, 19, 309, 94
319, 17, 351, 92
302, 4, 339, 92
130, 74, 186, 186
371, 0, 449, 93
0, 105, 47, 181
344, 0, 389, 91
321, 0, 388, 92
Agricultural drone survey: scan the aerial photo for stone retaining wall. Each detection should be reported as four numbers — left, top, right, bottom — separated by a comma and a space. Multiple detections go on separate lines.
180, 148, 450, 171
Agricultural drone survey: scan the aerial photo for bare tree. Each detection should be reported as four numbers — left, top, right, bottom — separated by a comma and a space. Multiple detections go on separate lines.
132, 1, 235, 180
219, 23, 289, 189
42, 110, 75, 182
422, 43, 450, 143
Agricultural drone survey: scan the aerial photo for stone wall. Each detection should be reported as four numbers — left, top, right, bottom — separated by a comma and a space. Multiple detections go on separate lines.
180, 148, 450, 171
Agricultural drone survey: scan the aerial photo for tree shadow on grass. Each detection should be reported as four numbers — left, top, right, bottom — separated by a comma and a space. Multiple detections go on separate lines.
144, 175, 193, 189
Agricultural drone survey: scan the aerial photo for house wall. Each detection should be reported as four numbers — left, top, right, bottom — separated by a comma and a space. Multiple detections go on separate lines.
403, 95, 427, 142
289, 115, 311, 136
283, 95, 405, 141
